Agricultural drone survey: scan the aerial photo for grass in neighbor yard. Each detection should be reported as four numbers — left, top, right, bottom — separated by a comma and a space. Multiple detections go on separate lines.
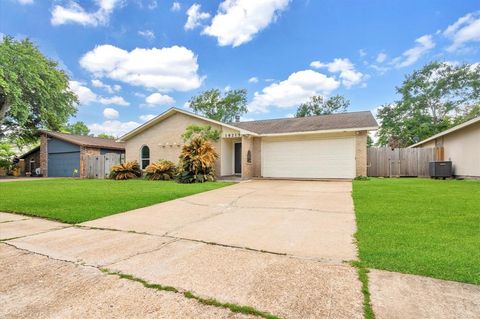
353, 178, 480, 285
0, 179, 233, 224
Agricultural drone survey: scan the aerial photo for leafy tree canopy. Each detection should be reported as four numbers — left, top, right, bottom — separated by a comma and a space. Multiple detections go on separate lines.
64, 121, 90, 136
377, 61, 480, 147
188, 88, 247, 123
0, 142, 15, 168
295, 95, 350, 117
182, 124, 221, 142
0, 36, 78, 144
97, 133, 116, 139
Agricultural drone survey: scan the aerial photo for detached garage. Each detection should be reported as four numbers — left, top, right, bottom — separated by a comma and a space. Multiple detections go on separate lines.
38, 131, 125, 178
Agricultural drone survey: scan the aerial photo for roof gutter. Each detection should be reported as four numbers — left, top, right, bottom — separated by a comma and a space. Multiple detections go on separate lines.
258, 126, 379, 137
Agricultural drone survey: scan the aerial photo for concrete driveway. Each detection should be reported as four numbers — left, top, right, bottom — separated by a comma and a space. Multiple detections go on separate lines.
1, 180, 363, 318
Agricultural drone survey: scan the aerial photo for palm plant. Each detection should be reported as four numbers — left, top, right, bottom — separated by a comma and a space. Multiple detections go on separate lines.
109, 161, 142, 180
177, 135, 218, 183
145, 160, 176, 180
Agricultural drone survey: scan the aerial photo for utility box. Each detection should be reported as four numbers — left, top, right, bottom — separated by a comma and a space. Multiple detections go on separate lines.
429, 161, 452, 179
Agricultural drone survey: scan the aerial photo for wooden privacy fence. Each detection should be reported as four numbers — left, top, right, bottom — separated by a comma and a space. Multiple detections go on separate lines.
86, 153, 124, 179
367, 147, 440, 177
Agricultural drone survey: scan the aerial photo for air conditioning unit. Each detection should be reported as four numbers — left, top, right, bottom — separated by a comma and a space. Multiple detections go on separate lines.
429, 161, 452, 179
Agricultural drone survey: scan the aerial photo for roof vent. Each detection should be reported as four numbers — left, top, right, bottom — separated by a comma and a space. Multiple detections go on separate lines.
235, 115, 240, 122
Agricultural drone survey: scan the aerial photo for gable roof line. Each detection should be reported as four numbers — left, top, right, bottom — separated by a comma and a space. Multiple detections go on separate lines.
19, 145, 41, 159
409, 116, 480, 148
118, 107, 258, 141
40, 130, 125, 150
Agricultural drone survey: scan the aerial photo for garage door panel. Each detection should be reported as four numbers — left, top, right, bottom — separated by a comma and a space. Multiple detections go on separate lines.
261, 137, 355, 179
48, 152, 80, 177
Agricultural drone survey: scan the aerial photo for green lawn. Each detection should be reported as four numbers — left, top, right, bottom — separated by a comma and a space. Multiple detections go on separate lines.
353, 178, 480, 285
0, 179, 233, 224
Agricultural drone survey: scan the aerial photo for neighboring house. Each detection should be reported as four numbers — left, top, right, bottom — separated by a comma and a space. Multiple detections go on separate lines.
33, 131, 125, 177
409, 116, 480, 178
119, 108, 378, 179
18, 146, 41, 176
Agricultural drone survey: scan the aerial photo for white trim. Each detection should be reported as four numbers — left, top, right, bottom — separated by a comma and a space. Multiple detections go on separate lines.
258, 126, 378, 137
409, 116, 480, 148
118, 107, 257, 141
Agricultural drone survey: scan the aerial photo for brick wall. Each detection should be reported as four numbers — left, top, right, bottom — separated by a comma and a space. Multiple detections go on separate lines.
40, 133, 48, 177
355, 131, 368, 177
241, 135, 253, 179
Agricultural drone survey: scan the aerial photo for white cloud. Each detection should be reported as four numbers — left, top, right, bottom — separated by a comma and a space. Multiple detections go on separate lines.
145, 93, 175, 106
99, 96, 130, 106
248, 77, 259, 83
376, 52, 387, 63
147, 0, 158, 10
16, 0, 34, 5
391, 34, 435, 68
139, 114, 156, 122
203, 0, 291, 47
69, 80, 97, 105
248, 70, 340, 113
134, 92, 146, 98
310, 58, 365, 88
359, 49, 367, 57
224, 85, 231, 92
185, 3, 210, 30
171, 1, 181, 11
138, 29, 155, 41
51, 0, 121, 27
69, 80, 128, 106
80, 44, 203, 91
103, 107, 119, 119
88, 120, 140, 137
443, 12, 480, 52
91, 79, 121, 94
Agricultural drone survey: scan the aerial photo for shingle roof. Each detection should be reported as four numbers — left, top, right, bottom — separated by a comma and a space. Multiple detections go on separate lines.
230, 111, 378, 134
40, 131, 125, 150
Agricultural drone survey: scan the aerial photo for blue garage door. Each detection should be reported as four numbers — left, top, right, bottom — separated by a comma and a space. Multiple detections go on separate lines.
48, 152, 80, 177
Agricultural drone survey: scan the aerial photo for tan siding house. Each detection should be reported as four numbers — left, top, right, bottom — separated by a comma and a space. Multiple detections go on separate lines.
119, 108, 378, 180
410, 117, 480, 178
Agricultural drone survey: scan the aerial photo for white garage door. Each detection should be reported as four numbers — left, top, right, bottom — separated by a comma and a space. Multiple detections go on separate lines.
261, 136, 356, 179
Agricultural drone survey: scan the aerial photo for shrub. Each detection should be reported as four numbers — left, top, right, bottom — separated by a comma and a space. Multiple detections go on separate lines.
354, 176, 370, 181
145, 160, 176, 180
177, 136, 218, 183
109, 161, 142, 180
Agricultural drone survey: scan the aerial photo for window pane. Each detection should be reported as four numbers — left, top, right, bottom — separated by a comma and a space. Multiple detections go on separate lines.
142, 159, 150, 169
141, 146, 150, 158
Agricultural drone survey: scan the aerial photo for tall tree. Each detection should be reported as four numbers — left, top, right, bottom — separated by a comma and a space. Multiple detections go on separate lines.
188, 88, 247, 123
65, 121, 90, 136
0, 36, 78, 144
295, 95, 350, 117
97, 133, 116, 139
377, 62, 480, 146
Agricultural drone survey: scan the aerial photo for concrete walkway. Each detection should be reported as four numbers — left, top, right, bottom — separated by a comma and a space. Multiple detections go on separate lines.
1, 180, 479, 318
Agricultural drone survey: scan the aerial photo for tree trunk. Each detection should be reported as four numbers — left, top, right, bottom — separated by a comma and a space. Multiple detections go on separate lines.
0, 100, 10, 125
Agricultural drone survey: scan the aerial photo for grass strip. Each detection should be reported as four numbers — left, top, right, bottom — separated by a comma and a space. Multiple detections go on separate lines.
101, 268, 281, 319
351, 261, 375, 319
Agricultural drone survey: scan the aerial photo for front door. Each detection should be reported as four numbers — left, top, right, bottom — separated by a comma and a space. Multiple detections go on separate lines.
234, 143, 242, 174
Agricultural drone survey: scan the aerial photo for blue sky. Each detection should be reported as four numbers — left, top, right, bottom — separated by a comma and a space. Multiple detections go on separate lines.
1, 0, 479, 136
